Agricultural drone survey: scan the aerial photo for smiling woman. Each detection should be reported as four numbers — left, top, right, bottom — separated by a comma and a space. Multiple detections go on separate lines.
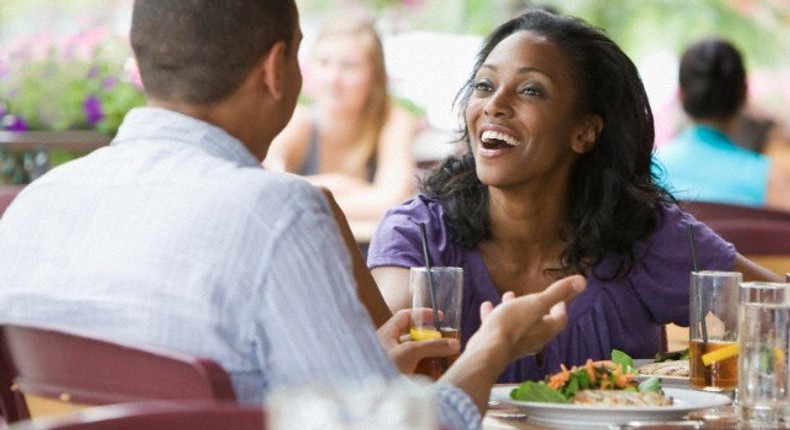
366, 9, 781, 386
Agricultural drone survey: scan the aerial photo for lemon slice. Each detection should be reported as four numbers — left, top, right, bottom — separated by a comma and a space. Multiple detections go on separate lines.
410, 327, 442, 341
702, 344, 739, 366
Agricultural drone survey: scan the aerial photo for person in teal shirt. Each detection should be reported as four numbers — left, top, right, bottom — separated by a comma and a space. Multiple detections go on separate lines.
654, 37, 790, 211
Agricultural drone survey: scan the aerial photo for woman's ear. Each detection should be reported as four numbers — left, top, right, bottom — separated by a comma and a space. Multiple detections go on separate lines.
259, 41, 287, 100
572, 114, 603, 154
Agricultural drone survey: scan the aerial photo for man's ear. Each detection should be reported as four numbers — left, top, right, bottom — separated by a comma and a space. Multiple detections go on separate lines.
259, 41, 287, 100
571, 114, 603, 154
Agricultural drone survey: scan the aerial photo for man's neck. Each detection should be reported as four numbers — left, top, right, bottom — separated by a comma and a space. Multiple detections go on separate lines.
694, 116, 737, 137
146, 97, 272, 162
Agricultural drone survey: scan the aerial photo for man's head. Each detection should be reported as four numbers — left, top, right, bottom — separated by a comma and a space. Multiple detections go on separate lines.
679, 37, 747, 121
131, 0, 298, 105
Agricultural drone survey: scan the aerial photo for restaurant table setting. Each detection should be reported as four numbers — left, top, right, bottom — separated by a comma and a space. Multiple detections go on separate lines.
482, 272, 790, 430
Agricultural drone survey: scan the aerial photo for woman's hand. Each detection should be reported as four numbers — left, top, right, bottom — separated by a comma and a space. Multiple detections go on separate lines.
377, 309, 460, 374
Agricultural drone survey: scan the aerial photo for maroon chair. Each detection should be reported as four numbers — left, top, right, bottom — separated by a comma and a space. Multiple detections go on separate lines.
0, 185, 25, 217
11, 401, 264, 430
681, 200, 790, 223
705, 219, 790, 276
0, 324, 235, 424
705, 219, 790, 255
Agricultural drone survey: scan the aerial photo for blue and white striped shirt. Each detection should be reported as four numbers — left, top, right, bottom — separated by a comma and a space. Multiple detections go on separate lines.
0, 107, 479, 429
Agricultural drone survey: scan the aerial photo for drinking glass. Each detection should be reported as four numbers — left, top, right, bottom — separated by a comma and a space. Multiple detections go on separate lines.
409, 266, 463, 379
689, 271, 742, 391
737, 282, 790, 427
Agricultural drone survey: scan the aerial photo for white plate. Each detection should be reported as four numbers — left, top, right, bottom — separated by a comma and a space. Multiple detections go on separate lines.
638, 374, 689, 389
490, 386, 730, 428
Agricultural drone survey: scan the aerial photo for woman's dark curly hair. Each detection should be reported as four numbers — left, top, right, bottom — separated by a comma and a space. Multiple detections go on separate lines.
421, 10, 671, 279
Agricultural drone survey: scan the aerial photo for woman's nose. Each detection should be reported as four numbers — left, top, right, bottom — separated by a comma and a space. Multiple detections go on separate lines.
483, 90, 514, 118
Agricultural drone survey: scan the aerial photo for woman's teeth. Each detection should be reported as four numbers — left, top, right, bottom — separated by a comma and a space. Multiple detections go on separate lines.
481, 130, 521, 148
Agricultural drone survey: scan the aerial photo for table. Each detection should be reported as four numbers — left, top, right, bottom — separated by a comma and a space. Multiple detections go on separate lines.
483, 409, 738, 430
482, 389, 739, 430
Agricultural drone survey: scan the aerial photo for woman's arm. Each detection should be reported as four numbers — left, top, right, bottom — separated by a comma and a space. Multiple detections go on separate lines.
371, 266, 412, 313
734, 253, 783, 282
765, 160, 790, 212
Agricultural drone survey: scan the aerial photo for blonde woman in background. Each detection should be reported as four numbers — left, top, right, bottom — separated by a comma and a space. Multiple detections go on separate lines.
264, 16, 422, 243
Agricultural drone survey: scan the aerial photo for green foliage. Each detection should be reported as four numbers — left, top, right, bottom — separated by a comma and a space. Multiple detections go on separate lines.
510, 380, 571, 404
524, 0, 790, 67
0, 32, 145, 134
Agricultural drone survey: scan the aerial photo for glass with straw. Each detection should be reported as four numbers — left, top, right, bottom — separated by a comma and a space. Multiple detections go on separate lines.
689, 270, 742, 391
687, 224, 740, 392
409, 223, 463, 379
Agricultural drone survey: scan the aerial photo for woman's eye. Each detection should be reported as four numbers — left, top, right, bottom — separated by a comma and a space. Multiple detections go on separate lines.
472, 81, 493, 92
521, 86, 543, 96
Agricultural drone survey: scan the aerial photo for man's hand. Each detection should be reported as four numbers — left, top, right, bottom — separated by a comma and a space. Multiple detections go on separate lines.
440, 275, 586, 415
475, 274, 586, 359
378, 309, 460, 374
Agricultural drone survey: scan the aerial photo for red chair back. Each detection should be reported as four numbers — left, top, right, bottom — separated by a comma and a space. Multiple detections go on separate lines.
15, 401, 264, 430
0, 324, 235, 423
705, 219, 790, 255
0, 185, 25, 217
681, 200, 790, 223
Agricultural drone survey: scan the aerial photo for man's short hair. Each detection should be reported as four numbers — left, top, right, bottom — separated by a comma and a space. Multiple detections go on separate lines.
131, 0, 297, 105
679, 37, 747, 120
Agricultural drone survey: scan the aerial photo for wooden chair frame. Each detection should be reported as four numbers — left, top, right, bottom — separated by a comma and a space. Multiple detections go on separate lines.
0, 324, 235, 423
7, 401, 264, 430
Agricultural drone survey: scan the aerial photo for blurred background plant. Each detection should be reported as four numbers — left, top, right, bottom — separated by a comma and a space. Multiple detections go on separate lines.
0, 26, 145, 134
0, 17, 144, 184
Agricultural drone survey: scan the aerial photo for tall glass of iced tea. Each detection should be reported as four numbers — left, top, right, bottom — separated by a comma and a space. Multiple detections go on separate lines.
689, 270, 742, 391
409, 266, 463, 380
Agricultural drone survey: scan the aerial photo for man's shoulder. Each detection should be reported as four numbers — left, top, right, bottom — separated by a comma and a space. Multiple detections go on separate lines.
235, 170, 328, 217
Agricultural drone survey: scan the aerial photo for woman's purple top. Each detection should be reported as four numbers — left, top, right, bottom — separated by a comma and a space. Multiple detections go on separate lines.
367, 195, 736, 383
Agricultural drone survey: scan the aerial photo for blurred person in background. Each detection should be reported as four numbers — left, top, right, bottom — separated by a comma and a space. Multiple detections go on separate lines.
654, 36, 790, 211
264, 15, 422, 245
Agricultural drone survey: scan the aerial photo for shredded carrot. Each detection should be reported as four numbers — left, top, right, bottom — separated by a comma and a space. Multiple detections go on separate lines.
585, 359, 596, 383
615, 373, 631, 388
544, 359, 639, 393
593, 360, 615, 369
547, 364, 571, 390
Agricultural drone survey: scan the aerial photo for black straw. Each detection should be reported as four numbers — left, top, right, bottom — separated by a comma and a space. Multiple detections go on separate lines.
419, 223, 448, 373
418, 223, 441, 333
688, 223, 699, 273
688, 224, 709, 347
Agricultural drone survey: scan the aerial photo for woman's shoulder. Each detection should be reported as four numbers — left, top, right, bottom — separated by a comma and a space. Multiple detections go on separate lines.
368, 195, 459, 267
632, 201, 735, 272
288, 104, 314, 130
378, 194, 445, 226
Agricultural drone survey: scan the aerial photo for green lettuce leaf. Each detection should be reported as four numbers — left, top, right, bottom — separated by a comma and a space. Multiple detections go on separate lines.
510, 381, 571, 404
611, 349, 636, 373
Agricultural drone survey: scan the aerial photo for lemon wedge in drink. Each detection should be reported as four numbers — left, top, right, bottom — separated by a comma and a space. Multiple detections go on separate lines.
702, 344, 739, 366
410, 327, 442, 341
